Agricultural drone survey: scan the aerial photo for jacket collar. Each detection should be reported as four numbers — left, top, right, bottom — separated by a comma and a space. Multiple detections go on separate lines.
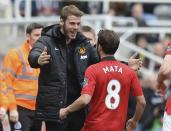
101, 56, 116, 61
23, 40, 31, 52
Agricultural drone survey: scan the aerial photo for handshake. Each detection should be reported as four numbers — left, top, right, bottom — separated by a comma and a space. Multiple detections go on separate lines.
59, 107, 69, 120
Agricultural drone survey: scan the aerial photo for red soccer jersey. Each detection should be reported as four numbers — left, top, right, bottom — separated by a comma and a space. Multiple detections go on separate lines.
166, 94, 171, 115
81, 58, 143, 131
166, 42, 171, 55
165, 42, 171, 114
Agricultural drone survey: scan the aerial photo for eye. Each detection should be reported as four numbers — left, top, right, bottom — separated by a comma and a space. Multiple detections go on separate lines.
87, 38, 92, 42
77, 23, 80, 26
70, 22, 75, 25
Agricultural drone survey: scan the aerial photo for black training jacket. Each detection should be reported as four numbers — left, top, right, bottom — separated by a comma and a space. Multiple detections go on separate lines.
28, 24, 99, 122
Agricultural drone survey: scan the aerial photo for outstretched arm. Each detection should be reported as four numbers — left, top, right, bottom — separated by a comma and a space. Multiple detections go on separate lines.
128, 52, 143, 71
28, 37, 50, 68
121, 52, 143, 71
126, 95, 146, 131
157, 54, 171, 94
128, 58, 142, 71
59, 94, 92, 120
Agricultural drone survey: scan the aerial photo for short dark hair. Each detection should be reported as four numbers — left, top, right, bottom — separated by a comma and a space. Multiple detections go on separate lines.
26, 23, 44, 34
97, 29, 120, 55
80, 25, 95, 37
60, 5, 84, 21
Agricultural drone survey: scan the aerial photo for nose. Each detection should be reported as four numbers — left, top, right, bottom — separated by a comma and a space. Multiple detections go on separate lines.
74, 24, 79, 30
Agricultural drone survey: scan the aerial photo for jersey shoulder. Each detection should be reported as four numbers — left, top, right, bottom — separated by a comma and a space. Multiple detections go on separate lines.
116, 61, 136, 76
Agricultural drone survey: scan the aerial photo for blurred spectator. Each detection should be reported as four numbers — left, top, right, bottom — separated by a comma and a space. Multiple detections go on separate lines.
87, 2, 103, 14
36, 0, 60, 16
108, 2, 129, 16
152, 42, 166, 71
12, 0, 38, 17
13, 0, 60, 17
139, 74, 165, 131
131, 3, 147, 27
153, 42, 165, 58
0, 0, 12, 18
161, 36, 171, 48
131, 3, 159, 43
2, 23, 43, 131
131, 3, 149, 44
107, 8, 116, 16
80, 25, 96, 47
0, 0, 12, 36
127, 73, 143, 122
136, 35, 148, 49
59, 1, 89, 14
131, 35, 150, 69
131, 3, 157, 24
61, 1, 102, 14
154, 4, 171, 19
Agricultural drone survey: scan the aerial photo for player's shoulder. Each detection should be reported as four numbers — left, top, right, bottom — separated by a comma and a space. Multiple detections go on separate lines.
87, 63, 98, 70
87, 62, 104, 73
117, 61, 136, 75
6, 48, 18, 56
8, 47, 18, 53
118, 61, 131, 69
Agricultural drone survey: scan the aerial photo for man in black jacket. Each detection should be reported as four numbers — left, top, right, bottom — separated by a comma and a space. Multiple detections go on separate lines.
29, 5, 98, 131
29, 5, 142, 131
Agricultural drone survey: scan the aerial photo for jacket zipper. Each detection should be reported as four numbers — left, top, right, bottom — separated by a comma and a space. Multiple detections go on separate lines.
64, 43, 68, 107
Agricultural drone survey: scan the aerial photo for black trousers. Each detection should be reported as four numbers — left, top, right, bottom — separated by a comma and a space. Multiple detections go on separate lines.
60, 108, 85, 131
44, 108, 85, 131
10, 106, 42, 131
45, 121, 62, 131
0, 122, 3, 131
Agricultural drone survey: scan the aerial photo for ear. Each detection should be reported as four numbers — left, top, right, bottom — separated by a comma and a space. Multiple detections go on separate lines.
99, 44, 102, 52
26, 34, 29, 38
97, 43, 101, 49
26, 34, 30, 42
60, 18, 64, 26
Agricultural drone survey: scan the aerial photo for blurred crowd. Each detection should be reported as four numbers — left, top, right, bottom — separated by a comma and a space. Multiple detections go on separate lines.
0, 1, 171, 18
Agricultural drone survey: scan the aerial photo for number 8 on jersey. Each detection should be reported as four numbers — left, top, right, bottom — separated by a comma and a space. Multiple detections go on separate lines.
105, 79, 121, 109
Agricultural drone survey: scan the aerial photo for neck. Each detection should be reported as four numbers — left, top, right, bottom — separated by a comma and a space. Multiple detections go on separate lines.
100, 54, 114, 59
29, 44, 32, 49
66, 39, 71, 44
26, 40, 32, 49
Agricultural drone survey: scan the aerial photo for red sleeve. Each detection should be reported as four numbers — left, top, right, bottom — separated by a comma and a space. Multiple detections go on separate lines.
81, 66, 96, 96
131, 72, 143, 96
166, 42, 171, 55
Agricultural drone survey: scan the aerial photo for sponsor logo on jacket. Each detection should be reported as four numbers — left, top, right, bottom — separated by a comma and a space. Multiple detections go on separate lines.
80, 55, 87, 60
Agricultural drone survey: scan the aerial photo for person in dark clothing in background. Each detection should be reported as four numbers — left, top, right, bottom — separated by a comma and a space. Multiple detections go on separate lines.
80, 25, 143, 71
140, 75, 165, 131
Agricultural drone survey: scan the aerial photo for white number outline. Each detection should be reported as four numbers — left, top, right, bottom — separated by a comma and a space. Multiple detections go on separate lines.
105, 79, 121, 109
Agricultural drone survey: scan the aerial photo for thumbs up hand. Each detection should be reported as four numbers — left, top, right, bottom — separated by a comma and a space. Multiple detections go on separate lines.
128, 52, 143, 71
38, 46, 51, 66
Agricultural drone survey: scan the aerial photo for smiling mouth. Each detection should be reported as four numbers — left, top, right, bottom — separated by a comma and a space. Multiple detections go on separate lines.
70, 31, 77, 36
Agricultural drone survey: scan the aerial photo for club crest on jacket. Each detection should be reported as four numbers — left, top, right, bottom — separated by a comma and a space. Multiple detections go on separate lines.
79, 47, 86, 55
